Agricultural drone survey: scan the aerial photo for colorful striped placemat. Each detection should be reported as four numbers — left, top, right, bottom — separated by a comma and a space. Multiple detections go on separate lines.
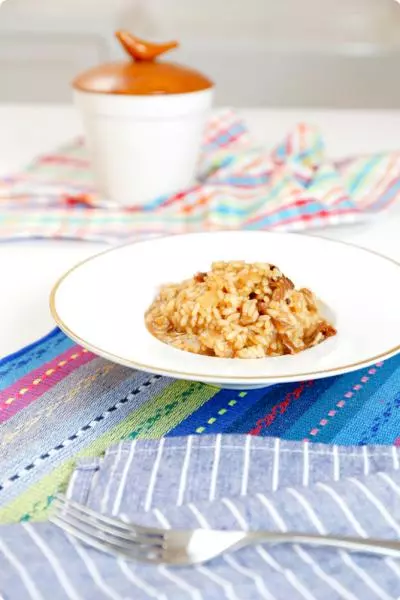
0, 327, 399, 525
1, 110, 400, 243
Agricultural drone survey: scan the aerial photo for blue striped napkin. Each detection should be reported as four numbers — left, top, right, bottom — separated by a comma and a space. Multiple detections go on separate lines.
1, 434, 400, 600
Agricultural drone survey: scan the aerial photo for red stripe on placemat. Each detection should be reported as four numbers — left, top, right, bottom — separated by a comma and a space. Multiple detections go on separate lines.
248, 380, 314, 436
0, 346, 96, 423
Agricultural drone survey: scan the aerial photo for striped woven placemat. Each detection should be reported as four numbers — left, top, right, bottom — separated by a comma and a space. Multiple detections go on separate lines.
1, 328, 399, 524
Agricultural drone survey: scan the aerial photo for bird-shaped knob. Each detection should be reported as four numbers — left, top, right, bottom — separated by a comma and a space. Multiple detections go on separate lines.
115, 31, 178, 62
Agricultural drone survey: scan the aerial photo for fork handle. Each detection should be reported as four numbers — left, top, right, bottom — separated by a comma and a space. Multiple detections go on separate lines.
237, 532, 400, 558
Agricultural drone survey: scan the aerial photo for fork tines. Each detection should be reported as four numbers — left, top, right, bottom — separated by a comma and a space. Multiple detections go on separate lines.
50, 495, 166, 562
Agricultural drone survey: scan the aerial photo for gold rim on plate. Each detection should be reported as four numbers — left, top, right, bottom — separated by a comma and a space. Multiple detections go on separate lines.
49, 233, 400, 382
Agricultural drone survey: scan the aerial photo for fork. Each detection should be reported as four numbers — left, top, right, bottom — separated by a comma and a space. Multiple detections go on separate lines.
50, 495, 400, 566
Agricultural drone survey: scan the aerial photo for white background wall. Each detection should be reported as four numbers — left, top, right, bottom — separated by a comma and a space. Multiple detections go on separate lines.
1, 0, 400, 107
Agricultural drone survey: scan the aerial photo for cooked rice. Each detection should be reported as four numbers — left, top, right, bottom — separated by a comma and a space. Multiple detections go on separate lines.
145, 261, 336, 358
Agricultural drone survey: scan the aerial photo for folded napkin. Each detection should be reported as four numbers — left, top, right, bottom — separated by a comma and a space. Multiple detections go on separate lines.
1, 110, 399, 243
2, 435, 400, 600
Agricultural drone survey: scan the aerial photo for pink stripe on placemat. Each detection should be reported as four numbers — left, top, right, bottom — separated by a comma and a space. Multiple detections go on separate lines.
0, 346, 95, 423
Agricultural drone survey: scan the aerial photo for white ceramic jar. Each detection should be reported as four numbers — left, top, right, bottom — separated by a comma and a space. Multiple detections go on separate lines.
72, 32, 214, 207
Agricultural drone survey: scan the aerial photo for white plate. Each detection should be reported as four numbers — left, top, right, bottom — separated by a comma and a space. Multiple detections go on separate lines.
50, 232, 400, 389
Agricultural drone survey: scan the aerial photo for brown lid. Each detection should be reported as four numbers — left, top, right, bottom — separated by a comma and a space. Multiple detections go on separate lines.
73, 31, 213, 96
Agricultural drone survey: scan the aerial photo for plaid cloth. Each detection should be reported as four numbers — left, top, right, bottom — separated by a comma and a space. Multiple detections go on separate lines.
2, 435, 400, 600
0, 110, 400, 242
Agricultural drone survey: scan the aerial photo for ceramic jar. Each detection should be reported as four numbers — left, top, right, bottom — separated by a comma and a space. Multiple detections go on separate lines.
73, 31, 214, 207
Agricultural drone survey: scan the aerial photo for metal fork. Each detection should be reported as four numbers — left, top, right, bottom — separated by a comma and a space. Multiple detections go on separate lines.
50, 495, 400, 566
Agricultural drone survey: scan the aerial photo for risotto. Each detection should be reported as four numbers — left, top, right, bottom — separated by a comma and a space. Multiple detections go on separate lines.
145, 261, 336, 358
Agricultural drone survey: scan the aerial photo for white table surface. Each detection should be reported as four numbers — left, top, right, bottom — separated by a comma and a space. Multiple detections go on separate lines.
1, 104, 400, 358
